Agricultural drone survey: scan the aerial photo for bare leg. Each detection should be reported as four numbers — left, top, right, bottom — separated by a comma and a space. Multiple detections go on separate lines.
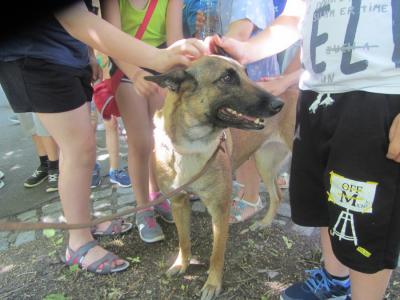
32, 134, 46, 157
41, 136, 59, 161
37, 104, 124, 267
350, 268, 392, 300
116, 83, 153, 207
235, 156, 260, 203
104, 116, 120, 170
320, 227, 349, 277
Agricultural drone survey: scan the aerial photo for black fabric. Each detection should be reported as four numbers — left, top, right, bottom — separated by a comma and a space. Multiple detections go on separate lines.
0, 58, 92, 113
0, 0, 92, 43
47, 160, 59, 171
290, 90, 400, 273
39, 155, 49, 166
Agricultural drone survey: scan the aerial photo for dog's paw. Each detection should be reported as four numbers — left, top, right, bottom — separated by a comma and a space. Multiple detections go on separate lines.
166, 258, 189, 277
200, 281, 221, 300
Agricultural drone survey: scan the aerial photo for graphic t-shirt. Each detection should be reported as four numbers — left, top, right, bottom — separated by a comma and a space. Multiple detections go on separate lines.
300, 0, 400, 94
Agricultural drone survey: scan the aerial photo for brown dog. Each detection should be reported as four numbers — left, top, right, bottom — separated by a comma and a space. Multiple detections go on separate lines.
146, 55, 295, 299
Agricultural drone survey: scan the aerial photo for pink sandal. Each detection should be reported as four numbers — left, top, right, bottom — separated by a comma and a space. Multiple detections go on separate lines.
64, 240, 129, 274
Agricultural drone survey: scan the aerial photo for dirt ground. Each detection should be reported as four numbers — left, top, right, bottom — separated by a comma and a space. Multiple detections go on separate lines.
0, 210, 399, 300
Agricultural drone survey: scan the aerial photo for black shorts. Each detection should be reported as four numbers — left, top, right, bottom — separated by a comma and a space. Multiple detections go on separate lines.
0, 58, 92, 113
290, 90, 400, 273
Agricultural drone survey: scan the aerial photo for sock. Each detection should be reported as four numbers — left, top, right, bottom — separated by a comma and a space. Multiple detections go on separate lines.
39, 155, 48, 167
324, 268, 350, 287
47, 160, 59, 172
149, 191, 161, 201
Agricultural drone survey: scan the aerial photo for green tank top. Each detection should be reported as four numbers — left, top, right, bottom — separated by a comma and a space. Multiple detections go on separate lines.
119, 0, 168, 47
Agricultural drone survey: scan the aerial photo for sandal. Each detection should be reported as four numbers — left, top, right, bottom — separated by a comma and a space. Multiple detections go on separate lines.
277, 172, 290, 189
91, 218, 133, 237
64, 240, 129, 274
229, 196, 264, 224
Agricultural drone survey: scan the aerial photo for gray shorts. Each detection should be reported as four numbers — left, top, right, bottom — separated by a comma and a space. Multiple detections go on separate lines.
17, 113, 49, 137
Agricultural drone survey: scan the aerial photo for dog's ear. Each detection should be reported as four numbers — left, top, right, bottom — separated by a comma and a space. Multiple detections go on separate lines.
144, 69, 195, 92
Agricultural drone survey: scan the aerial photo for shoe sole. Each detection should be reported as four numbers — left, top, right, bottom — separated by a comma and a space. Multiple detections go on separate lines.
24, 175, 48, 188
138, 230, 165, 243
109, 178, 131, 188
46, 187, 59, 193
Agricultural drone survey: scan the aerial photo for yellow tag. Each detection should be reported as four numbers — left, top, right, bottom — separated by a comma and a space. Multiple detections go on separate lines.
356, 246, 371, 258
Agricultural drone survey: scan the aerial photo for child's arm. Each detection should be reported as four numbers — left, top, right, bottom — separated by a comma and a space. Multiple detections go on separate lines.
99, 0, 159, 97
209, 0, 305, 64
56, 1, 206, 73
166, 0, 184, 46
224, 19, 254, 41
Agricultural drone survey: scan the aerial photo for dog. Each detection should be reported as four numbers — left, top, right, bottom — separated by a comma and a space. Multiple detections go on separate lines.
145, 55, 296, 299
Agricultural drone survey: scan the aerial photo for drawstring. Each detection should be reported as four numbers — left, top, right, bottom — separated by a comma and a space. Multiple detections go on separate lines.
309, 93, 335, 114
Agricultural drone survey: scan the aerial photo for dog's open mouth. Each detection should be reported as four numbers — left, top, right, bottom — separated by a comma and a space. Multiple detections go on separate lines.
217, 107, 265, 130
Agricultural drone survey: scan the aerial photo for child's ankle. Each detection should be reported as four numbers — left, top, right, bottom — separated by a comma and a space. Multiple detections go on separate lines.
149, 191, 162, 201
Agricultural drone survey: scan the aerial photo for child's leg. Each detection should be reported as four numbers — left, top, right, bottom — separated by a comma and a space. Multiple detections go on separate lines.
350, 268, 392, 300
320, 227, 350, 277
235, 157, 260, 202
116, 83, 154, 207
104, 116, 120, 171
37, 104, 125, 266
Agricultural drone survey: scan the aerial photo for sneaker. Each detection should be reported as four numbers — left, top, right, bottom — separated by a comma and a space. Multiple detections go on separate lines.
91, 162, 101, 188
46, 169, 59, 192
109, 169, 131, 188
280, 268, 351, 300
8, 114, 20, 125
135, 209, 165, 243
0, 170, 4, 179
154, 198, 174, 223
24, 165, 48, 188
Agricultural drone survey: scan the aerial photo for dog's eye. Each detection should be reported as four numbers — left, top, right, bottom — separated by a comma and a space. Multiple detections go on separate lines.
220, 74, 233, 84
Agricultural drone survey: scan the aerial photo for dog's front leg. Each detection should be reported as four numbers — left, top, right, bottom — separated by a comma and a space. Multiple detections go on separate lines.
166, 193, 192, 277
201, 194, 231, 300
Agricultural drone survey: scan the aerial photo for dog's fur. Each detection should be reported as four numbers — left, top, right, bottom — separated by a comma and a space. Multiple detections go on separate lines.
146, 55, 297, 299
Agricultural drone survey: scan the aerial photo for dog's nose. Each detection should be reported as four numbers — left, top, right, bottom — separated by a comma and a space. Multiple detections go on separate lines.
269, 99, 284, 113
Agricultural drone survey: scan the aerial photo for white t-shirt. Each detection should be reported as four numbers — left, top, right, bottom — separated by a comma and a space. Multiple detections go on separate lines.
300, 0, 400, 94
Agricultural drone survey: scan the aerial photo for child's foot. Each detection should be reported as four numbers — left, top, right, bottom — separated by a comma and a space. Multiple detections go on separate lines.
280, 267, 351, 300
64, 240, 129, 274
91, 162, 101, 188
109, 169, 131, 188
229, 196, 264, 224
135, 209, 165, 243
150, 192, 174, 223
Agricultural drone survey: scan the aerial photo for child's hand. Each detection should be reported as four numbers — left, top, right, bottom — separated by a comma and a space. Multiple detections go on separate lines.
132, 69, 159, 98
89, 55, 103, 83
257, 76, 290, 96
155, 38, 207, 72
208, 35, 248, 64
387, 113, 400, 162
